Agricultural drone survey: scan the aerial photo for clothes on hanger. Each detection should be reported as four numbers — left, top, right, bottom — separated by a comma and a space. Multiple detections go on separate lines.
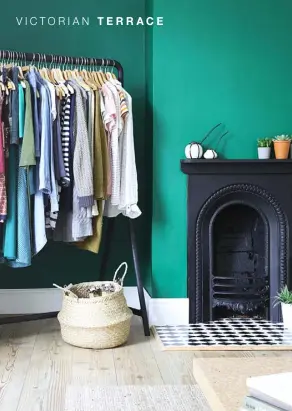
0, 58, 141, 267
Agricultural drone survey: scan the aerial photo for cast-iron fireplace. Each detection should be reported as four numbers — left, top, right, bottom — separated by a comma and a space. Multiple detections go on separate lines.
181, 160, 292, 323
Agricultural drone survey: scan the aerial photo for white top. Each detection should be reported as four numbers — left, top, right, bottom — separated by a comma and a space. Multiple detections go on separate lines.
247, 372, 292, 410
102, 81, 141, 219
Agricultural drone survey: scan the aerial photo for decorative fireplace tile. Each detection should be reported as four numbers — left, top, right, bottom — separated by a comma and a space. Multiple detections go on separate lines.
154, 319, 292, 351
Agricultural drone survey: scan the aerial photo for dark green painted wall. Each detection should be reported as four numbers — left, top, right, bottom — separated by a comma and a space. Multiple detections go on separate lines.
2, 0, 291, 298
0, 0, 152, 290
151, 0, 292, 297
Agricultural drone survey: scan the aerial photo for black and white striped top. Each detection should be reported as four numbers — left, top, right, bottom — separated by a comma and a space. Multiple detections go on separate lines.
60, 95, 71, 187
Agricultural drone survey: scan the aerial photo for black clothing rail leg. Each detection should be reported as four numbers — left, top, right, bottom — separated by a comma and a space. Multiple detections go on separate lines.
100, 218, 151, 337
129, 219, 150, 336
0, 50, 150, 337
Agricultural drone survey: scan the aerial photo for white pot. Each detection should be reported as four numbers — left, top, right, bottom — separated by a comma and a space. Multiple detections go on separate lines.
281, 303, 292, 330
257, 147, 271, 159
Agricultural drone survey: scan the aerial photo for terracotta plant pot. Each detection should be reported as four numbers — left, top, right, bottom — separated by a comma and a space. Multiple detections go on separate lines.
273, 140, 291, 159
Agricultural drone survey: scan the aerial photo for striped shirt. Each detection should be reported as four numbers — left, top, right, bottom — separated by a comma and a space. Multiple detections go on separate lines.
119, 89, 128, 119
60, 95, 71, 187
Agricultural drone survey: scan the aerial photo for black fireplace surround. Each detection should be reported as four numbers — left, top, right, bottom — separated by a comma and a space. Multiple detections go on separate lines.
181, 160, 292, 323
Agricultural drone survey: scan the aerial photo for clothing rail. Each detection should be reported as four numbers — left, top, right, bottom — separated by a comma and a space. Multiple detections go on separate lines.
0, 50, 150, 336
0, 50, 124, 85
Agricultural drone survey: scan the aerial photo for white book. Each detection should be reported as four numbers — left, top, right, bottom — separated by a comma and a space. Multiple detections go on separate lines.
246, 373, 292, 411
244, 396, 284, 411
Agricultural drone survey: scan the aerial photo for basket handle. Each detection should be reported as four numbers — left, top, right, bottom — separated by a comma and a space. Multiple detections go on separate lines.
53, 283, 78, 298
113, 262, 128, 286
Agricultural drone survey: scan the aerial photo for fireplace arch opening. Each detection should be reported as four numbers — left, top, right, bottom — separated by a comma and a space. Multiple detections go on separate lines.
212, 203, 268, 320
190, 184, 288, 323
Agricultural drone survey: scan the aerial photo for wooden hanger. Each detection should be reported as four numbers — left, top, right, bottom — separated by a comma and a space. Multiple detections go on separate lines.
80, 62, 97, 91
59, 57, 74, 94
91, 69, 102, 88
70, 59, 91, 91
97, 70, 106, 86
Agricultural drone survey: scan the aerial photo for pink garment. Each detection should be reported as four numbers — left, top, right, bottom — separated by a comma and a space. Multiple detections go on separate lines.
0, 174, 7, 222
0, 93, 7, 222
0, 94, 5, 173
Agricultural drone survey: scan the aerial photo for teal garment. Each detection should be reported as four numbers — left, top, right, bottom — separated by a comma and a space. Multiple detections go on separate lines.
18, 84, 25, 139
7, 143, 31, 268
3, 145, 18, 260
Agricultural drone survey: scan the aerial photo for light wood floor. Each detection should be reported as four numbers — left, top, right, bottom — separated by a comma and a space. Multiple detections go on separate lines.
0, 317, 196, 411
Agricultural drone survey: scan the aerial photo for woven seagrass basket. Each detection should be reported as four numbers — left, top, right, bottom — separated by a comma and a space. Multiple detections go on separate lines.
55, 262, 133, 349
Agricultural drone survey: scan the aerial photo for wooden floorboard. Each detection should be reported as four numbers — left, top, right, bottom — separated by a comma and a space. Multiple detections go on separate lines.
16, 319, 72, 411
0, 317, 198, 410
0, 321, 38, 411
113, 319, 164, 385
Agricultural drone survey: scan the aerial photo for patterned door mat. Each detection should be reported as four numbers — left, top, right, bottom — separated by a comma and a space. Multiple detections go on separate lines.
153, 319, 292, 351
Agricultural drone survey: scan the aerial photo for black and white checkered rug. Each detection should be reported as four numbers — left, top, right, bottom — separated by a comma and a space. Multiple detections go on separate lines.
154, 319, 292, 351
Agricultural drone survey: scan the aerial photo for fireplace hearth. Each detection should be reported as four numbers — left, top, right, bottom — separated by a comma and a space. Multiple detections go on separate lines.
181, 159, 292, 323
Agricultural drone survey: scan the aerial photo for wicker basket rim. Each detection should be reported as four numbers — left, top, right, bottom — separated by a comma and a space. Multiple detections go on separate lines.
64, 281, 123, 301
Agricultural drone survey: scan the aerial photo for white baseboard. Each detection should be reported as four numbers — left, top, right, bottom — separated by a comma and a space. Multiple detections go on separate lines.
0, 288, 189, 326
149, 298, 189, 325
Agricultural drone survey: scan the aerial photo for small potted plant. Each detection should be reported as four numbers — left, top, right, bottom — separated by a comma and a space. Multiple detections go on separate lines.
257, 138, 272, 159
273, 134, 291, 159
274, 285, 292, 330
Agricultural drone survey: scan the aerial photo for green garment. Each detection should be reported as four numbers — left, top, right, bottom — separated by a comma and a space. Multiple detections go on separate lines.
19, 80, 36, 167
76, 92, 108, 254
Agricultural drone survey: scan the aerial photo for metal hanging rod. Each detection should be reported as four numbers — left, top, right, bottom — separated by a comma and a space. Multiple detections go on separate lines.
0, 50, 124, 83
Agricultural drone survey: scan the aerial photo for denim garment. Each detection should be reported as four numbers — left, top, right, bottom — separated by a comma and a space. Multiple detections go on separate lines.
18, 84, 25, 138
11, 67, 19, 144
33, 71, 57, 197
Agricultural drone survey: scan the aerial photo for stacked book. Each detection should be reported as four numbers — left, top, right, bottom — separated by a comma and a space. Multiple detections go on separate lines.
240, 373, 292, 411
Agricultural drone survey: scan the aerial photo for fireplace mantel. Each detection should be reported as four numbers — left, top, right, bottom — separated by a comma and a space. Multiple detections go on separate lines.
181, 159, 292, 175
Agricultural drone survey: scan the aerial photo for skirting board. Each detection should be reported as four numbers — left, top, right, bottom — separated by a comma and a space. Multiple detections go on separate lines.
0, 288, 189, 326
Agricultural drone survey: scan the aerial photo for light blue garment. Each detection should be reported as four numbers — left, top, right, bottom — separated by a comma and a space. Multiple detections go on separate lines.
35, 74, 58, 212
34, 190, 46, 254
38, 85, 51, 194
43, 79, 58, 213
18, 84, 25, 138
8, 144, 31, 267
33, 78, 57, 253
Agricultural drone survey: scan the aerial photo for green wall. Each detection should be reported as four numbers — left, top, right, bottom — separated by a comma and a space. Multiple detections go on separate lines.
151, 0, 292, 297
0, 0, 152, 290
2, 0, 292, 298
